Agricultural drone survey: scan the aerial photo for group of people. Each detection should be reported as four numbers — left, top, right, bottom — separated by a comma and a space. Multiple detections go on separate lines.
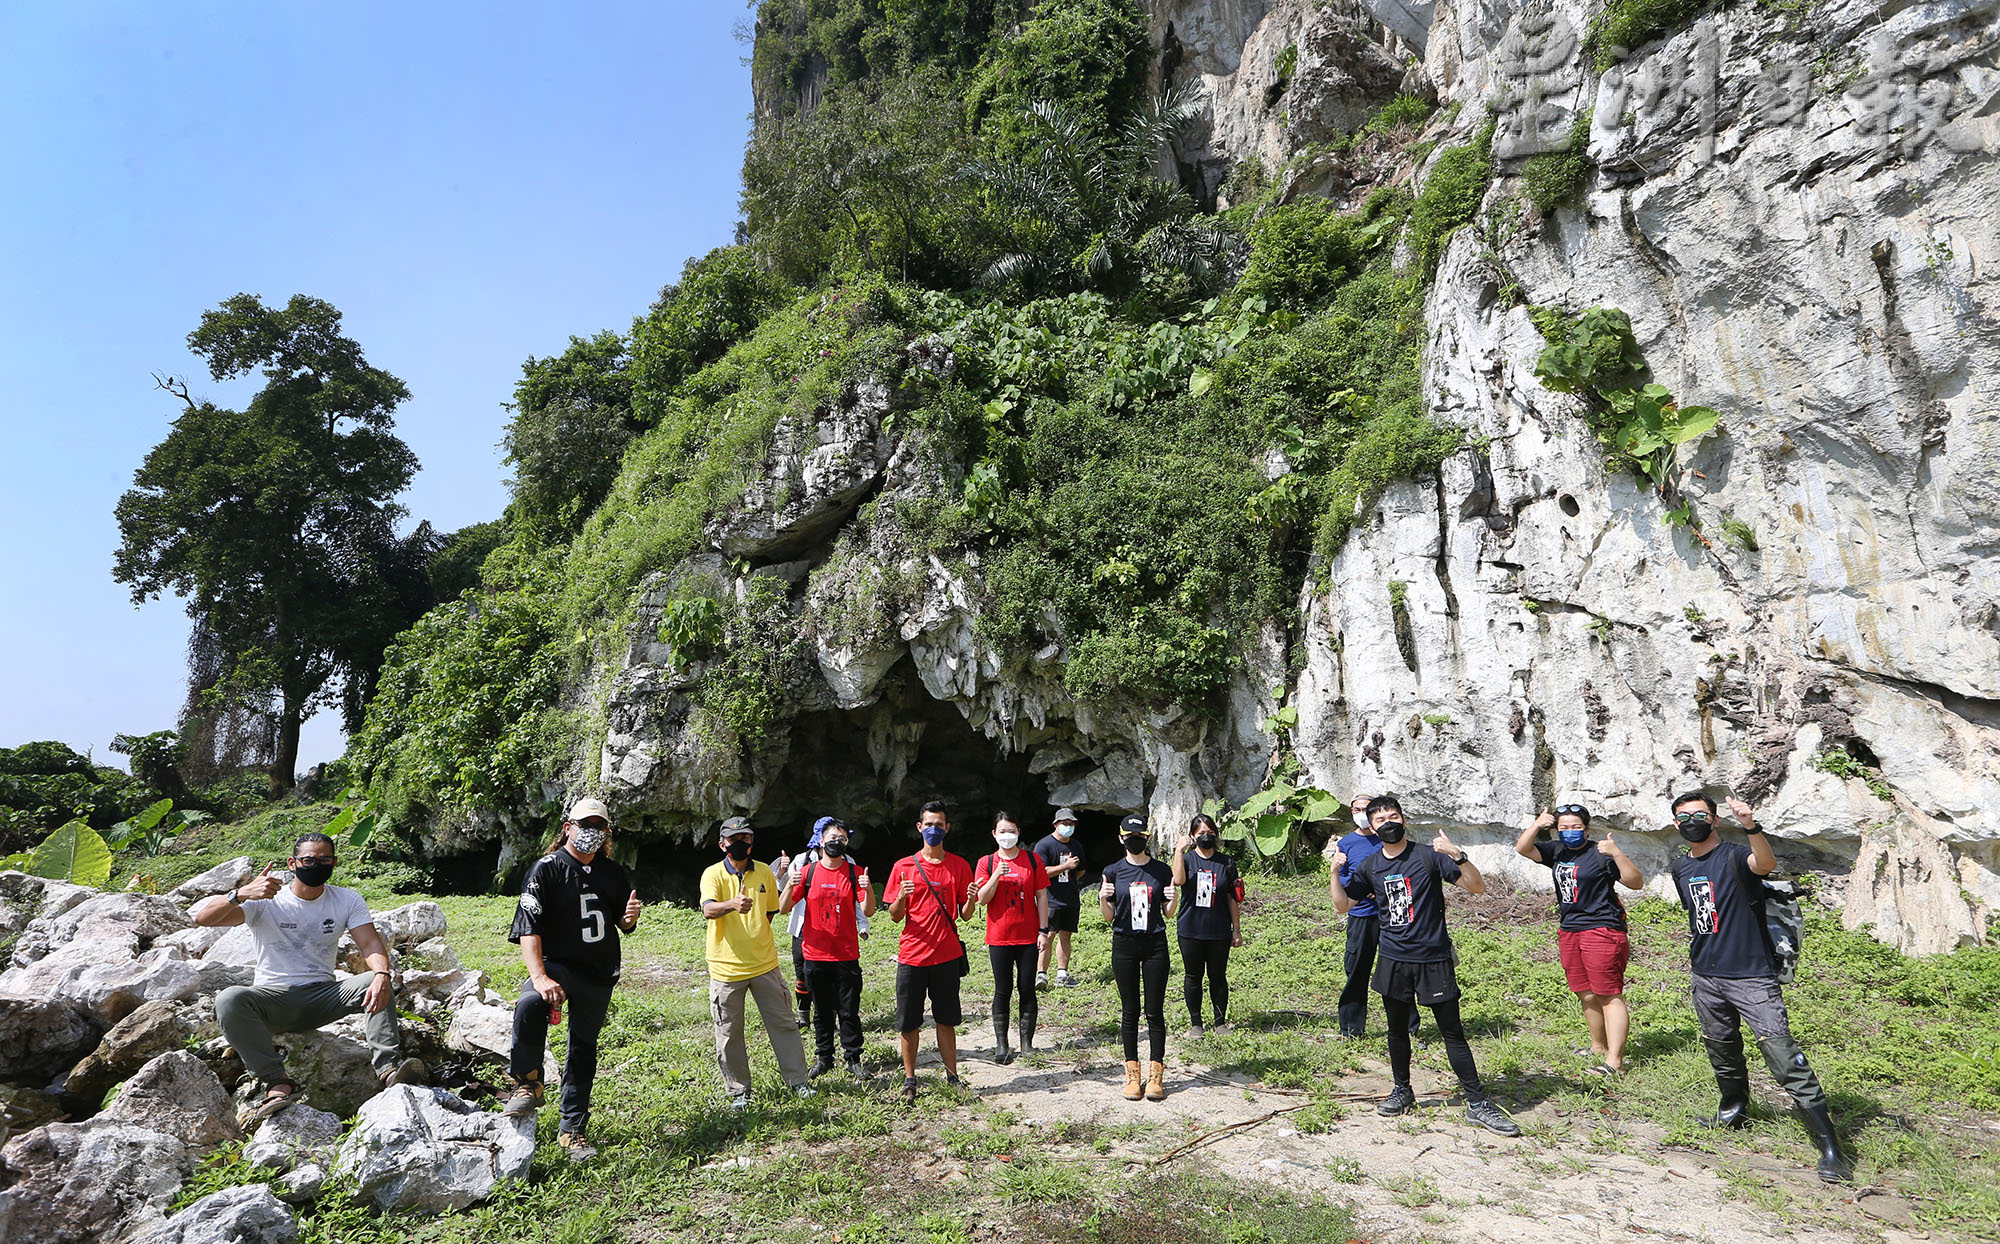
187, 786, 1852, 1185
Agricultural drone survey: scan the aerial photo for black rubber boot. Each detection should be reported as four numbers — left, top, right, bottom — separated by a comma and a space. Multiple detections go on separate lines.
1019, 1016, 1035, 1056
993, 1013, 1014, 1065
1702, 1035, 1752, 1130
1797, 1102, 1853, 1183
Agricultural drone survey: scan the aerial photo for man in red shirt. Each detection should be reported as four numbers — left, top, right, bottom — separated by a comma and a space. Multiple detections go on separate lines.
883, 800, 975, 1101
779, 818, 876, 1079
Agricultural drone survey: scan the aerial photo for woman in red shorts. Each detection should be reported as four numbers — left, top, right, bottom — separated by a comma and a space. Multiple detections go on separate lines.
1515, 803, 1643, 1073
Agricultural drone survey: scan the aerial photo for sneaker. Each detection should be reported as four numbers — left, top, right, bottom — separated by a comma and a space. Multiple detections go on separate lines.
728, 1092, 750, 1111
1035, 971, 1048, 989
501, 1077, 545, 1118
791, 1083, 817, 1098
1377, 1085, 1417, 1117
380, 1057, 428, 1087
1466, 1099, 1522, 1137
847, 1061, 869, 1081
1189, 1024, 1206, 1040
1055, 970, 1077, 988
558, 1132, 598, 1160
902, 1077, 919, 1102
808, 1057, 835, 1079
1213, 1022, 1234, 1035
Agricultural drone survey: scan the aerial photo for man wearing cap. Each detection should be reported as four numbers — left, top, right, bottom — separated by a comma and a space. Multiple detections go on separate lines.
501, 798, 643, 1160
700, 816, 814, 1108
1032, 808, 1086, 988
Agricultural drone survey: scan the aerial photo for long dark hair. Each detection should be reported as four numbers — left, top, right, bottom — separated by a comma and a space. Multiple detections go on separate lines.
1189, 814, 1219, 835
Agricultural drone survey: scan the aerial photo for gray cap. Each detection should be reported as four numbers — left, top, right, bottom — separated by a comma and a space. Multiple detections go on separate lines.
1053, 807, 1079, 823
719, 816, 752, 835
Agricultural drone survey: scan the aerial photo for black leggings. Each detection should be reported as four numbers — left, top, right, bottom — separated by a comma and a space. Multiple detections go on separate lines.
1111, 932, 1169, 1062
988, 943, 1038, 1032
510, 961, 615, 1135
1178, 935, 1231, 1026
1383, 995, 1486, 1102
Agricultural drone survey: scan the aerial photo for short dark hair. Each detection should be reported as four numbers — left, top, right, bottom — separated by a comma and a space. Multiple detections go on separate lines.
1190, 813, 1219, 834
1368, 795, 1404, 819
292, 832, 336, 857
992, 810, 1018, 830
1671, 791, 1717, 815
921, 800, 948, 819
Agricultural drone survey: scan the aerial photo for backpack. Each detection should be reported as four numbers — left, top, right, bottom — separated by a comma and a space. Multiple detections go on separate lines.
1760, 877, 1806, 984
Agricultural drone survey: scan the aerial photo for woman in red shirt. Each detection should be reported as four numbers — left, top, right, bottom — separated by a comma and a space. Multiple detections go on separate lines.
973, 811, 1049, 1065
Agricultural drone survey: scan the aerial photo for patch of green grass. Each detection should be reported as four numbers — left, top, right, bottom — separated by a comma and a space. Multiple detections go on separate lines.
1586, 0, 1724, 71
1409, 118, 1496, 273
1520, 111, 1593, 215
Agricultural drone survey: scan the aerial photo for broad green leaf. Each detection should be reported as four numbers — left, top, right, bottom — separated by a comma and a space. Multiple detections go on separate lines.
323, 805, 360, 839
1238, 782, 1295, 819
130, 799, 173, 831
1188, 368, 1214, 399
349, 813, 377, 849
0, 852, 29, 872
1252, 813, 1293, 856
1665, 404, 1720, 444
1261, 706, 1298, 733
28, 820, 113, 888
1300, 793, 1345, 823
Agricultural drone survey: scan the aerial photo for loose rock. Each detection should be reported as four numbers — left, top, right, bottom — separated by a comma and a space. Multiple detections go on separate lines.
131, 1183, 297, 1244
0, 1120, 192, 1244
334, 1084, 535, 1213
99, 1050, 241, 1149
242, 1104, 342, 1173
0, 997, 101, 1083
62, 999, 190, 1108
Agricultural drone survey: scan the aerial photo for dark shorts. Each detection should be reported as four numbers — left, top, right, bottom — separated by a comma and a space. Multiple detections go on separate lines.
1558, 927, 1630, 996
894, 960, 964, 1031
1372, 956, 1461, 1005
1045, 900, 1080, 934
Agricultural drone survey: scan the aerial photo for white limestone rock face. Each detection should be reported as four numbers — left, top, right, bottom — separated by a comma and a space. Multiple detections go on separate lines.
0, 997, 100, 1083
0, 1120, 193, 1244
1292, 0, 2000, 953
98, 1050, 242, 1150
165, 858, 257, 905
131, 1184, 297, 1244
11, 891, 191, 967
333, 1085, 535, 1213
243, 1105, 344, 1173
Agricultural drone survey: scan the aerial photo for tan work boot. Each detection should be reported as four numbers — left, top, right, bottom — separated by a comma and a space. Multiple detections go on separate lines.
1122, 1060, 1144, 1101
501, 1071, 544, 1118
1145, 1061, 1167, 1101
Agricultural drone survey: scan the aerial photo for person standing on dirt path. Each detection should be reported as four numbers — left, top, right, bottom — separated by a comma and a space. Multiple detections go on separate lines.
1331, 796, 1520, 1137
1100, 813, 1177, 1102
780, 817, 876, 1081
1514, 802, 1642, 1075
1669, 791, 1852, 1184
973, 811, 1050, 1065
498, 797, 643, 1161
884, 800, 976, 1101
700, 816, 815, 1110
198, 833, 426, 1128
1332, 795, 1419, 1040
1172, 813, 1241, 1039
1033, 808, 1086, 989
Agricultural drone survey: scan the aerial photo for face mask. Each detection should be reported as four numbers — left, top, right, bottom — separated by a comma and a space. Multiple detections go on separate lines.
1353, 811, 1370, 830
821, 839, 846, 858
570, 825, 607, 855
1376, 820, 1406, 844
1195, 833, 1217, 850
995, 832, 1019, 849
1677, 814, 1712, 843
1054, 825, 1075, 840
726, 839, 754, 860
1557, 828, 1587, 849
1121, 834, 1148, 855
292, 859, 334, 887
920, 825, 947, 847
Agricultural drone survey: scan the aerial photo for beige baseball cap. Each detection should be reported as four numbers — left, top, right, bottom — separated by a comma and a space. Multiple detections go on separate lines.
566, 797, 611, 824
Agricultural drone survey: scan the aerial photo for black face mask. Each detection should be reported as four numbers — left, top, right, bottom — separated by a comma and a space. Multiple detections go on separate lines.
1195, 833, 1217, 850
726, 840, 753, 861
820, 839, 846, 858
1122, 834, 1149, 855
1375, 820, 1407, 844
1677, 815, 1713, 843
292, 859, 334, 887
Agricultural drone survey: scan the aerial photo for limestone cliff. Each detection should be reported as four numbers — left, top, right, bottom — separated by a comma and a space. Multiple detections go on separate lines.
573, 0, 1998, 953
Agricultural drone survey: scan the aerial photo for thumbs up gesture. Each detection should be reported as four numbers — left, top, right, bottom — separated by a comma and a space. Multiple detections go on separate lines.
1532, 806, 1555, 831
238, 863, 281, 902
1597, 834, 1619, 858
1099, 877, 1116, 901
623, 889, 643, 927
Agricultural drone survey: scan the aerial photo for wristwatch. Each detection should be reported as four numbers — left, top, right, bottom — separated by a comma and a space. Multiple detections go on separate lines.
226, 888, 241, 905
1450, 852, 1469, 864
1743, 824, 1763, 834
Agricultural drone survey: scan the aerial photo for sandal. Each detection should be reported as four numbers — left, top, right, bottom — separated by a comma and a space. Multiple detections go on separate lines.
242, 1082, 299, 1126
1586, 1063, 1619, 1078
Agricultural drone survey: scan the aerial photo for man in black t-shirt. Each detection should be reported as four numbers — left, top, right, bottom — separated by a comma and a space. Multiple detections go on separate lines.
501, 798, 642, 1162
1331, 796, 1519, 1137
1669, 791, 1850, 1184
1032, 808, 1085, 988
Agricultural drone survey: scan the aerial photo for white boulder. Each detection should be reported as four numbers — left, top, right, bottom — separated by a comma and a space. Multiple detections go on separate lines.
334, 1085, 535, 1213
131, 1183, 297, 1244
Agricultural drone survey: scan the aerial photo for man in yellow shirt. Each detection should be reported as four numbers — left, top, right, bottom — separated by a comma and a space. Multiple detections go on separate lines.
699, 816, 813, 1108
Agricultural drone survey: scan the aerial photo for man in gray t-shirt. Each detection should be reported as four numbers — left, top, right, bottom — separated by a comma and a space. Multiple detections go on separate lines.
192, 831, 424, 1122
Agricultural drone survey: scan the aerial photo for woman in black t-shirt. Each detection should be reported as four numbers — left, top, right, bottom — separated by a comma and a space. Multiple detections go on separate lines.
1098, 813, 1177, 1102
1171, 814, 1242, 1037
1513, 803, 1643, 1073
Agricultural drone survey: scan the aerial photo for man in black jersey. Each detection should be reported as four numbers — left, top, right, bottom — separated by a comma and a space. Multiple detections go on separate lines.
501, 798, 642, 1161
1669, 791, 1851, 1183
1331, 795, 1519, 1137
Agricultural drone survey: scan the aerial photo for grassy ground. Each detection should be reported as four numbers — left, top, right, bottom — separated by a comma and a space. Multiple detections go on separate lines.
132, 814, 2000, 1242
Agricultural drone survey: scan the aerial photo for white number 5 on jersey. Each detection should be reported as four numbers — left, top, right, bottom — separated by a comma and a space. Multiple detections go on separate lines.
580, 892, 607, 943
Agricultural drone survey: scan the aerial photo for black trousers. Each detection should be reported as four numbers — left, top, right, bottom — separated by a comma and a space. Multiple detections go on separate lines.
803, 958, 864, 1063
988, 943, 1038, 1033
1381, 993, 1485, 1103
1111, 931, 1170, 1063
510, 960, 616, 1135
792, 941, 812, 1017
1341, 914, 1418, 1037
1178, 935, 1231, 1026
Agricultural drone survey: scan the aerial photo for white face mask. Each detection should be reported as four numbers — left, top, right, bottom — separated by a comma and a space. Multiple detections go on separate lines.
995, 831, 1020, 849
1054, 825, 1075, 840
1353, 811, 1370, 830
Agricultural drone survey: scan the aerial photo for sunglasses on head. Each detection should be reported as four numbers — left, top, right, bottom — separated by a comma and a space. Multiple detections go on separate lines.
1555, 804, 1588, 817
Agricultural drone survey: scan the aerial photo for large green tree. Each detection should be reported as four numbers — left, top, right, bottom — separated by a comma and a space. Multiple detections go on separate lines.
114, 294, 418, 794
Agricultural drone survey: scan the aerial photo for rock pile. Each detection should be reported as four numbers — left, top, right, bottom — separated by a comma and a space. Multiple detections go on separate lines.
0, 870, 539, 1241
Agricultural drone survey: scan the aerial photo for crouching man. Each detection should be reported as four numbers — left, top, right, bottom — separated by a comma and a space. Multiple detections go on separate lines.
194, 832, 425, 1124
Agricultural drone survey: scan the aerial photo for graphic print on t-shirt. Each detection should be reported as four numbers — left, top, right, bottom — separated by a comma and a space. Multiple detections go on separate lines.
1129, 881, 1152, 929
1383, 874, 1414, 929
1556, 861, 1580, 905
1195, 868, 1216, 908
1689, 876, 1719, 934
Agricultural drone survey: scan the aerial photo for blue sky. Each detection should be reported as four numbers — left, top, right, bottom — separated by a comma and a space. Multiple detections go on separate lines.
0, 4, 752, 770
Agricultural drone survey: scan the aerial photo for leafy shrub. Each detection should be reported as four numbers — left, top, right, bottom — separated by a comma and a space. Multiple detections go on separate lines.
658, 596, 726, 669
963, 0, 1151, 156
1532, 305, 1720, 492
0, 741, 160, 853
1235, 196, 1399, 312
1365, 92, 1435, 133
1520, 112, 1595, 215
1407, 118, 1496, 273
1587, 0, 1723, 70
629, 247, 791, 425
502, 331, 636, 536
427, 520, 507, 601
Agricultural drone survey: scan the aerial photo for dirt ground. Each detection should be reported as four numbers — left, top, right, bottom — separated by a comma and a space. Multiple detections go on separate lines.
925, 1017, 1936, 1244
